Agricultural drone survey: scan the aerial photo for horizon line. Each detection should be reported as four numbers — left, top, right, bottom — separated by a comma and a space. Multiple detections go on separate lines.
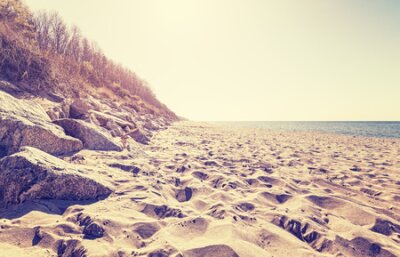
195, 120, 400, 122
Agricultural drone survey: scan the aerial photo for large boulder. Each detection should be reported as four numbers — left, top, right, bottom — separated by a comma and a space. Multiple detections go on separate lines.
0, 91, 83, 156
0, 147, 112, 208
53, 118, 122, 151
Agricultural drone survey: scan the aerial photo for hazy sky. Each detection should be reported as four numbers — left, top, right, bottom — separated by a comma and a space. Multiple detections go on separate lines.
25, 0, 400, 121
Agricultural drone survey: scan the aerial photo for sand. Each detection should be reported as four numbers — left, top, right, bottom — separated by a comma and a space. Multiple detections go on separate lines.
0, 121, 399, 257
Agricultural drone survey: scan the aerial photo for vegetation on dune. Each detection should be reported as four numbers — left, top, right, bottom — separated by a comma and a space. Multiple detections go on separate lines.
0, 0, 176, 119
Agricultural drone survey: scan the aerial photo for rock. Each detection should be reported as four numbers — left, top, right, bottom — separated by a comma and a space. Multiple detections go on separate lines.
125, 115, 137, 124
57, 107, 68, 118
53, 119, 122, 151
122, 124, 133, 132
110, 127, 124, 137
0, 80, 22, 95
83, 222, 105, 239
47, 92, 65, 103
90, 110, 134, 129
0, 147, 112, 208
0, 91, 83, 156
71, 154, 85, 163
105, 120, 119, 131
104, 120, 124, 137
69, 99, 91, 119
46, 106, 66, 121
126, 128, 151, 145
144, 120, 160, 131
46, 109, 59, 121
86, 112, 101, 126
61, 100, 71, 119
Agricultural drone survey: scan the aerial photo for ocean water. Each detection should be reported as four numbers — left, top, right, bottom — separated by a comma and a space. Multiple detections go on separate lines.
214, 121, 400, 138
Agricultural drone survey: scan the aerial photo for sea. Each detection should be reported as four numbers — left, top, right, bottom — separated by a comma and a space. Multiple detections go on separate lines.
214, 121, 400, 139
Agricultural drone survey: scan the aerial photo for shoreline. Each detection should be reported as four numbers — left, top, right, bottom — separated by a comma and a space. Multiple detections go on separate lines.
200, 121, 400, 143
207, 120, 400, 140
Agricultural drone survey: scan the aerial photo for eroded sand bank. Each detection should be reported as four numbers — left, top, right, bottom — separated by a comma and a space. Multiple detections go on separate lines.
0, 121, 399, 257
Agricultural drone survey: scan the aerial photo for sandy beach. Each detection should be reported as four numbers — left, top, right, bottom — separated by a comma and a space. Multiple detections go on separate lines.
2, 1, 399, 256
0, 121, 399, 257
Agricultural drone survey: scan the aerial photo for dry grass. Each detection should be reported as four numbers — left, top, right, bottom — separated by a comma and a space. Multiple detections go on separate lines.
0, 0, 177, 120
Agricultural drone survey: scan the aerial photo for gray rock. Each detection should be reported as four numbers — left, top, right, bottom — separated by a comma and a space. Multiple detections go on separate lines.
86, 113, 101, 126
0, 147, 112, 208
0, 80, 22, 95
47, 92, 65, 103
110, 127, 124, 137
46, 106, 66, 121
53, 118, 122, 151
61, 100, 71, 119
144, 120, 161, 131
90, 110, 135, 129
127, 128, 151, 145
0, 91, 83, 156
69, 99, 91, 119
105, 120, 119, 131
46, 109, 59, 121
46, 110, 60, 120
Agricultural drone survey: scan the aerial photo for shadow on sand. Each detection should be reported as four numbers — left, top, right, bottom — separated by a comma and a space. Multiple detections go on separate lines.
0, 199, 99, 219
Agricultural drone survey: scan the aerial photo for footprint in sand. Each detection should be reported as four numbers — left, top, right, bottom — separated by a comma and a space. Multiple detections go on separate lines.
133, 222, 160, 239
142, 204, 185, 219
176, 187, 193, 202
236, 202, 255, 212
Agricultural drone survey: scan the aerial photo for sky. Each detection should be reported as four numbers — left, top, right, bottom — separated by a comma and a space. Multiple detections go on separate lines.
24, 0, 400, 121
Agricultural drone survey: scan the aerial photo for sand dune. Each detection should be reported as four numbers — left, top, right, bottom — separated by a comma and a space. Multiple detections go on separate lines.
1, 121, 399, 256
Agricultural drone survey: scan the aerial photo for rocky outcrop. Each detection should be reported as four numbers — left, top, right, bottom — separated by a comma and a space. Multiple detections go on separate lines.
53, 119, 122, 151
0, 147, 112, 208
0, 91, 83, 156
